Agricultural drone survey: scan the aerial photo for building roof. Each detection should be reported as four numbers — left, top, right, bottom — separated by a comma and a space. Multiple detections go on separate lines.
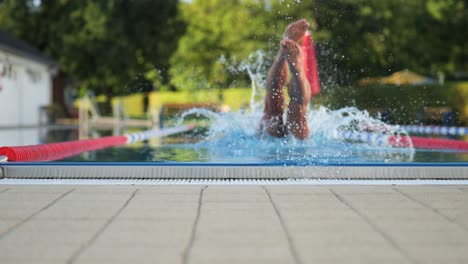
0, 30, 57, 68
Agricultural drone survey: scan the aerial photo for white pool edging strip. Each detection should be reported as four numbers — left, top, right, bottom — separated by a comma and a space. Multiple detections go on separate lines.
1, 164, 467, 179
1, 178, 468, 185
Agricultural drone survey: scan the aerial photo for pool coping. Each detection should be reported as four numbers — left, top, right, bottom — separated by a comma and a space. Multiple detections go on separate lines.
1, 162, 468, 179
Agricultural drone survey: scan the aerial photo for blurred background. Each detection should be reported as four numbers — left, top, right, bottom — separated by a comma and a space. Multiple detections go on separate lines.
0, 0, 466, 147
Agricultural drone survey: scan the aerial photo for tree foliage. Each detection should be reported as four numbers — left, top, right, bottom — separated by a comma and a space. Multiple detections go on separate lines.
313, 0, 467, 81
0, 0, 183, 95
169, 0, 317, 90
170, 0, 467, 89
1, 0, 465, 95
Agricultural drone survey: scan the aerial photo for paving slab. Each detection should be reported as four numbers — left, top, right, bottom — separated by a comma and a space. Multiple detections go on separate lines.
0, 184, 467, 264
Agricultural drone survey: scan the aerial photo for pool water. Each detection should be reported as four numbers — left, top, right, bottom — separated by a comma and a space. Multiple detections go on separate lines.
59, 106, 468, 164
1, 105, 467, 164
61, 140, 468, 164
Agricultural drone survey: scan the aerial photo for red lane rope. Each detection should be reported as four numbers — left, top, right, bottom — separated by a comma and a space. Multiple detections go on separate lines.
409, 136, 468, 151
0, 136, 127, 162
336, 131, 468, 151
0, 125, 196, 162
302, 31, 320, 97
388, 135, 468, 151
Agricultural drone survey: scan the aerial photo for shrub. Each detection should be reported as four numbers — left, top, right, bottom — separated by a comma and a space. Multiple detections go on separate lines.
315, 82, 468, 125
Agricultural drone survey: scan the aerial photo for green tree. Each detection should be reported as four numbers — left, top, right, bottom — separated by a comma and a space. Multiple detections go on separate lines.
170, 0, 466, 90
425, 0, 467, 74
170, 0, 268, 91
313, 0, 467, 80
170, 0, 318, 90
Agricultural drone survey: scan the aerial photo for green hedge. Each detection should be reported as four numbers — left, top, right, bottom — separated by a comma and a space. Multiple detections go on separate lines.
108, 87, 252, 117
315, 82, 468, 125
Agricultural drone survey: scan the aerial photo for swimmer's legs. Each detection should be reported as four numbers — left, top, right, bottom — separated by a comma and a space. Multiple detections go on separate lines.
284, 40, 311, 140
261, 19, 310, 138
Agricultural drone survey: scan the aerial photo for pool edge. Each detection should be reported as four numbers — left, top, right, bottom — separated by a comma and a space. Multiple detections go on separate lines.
2, 165, 467, 179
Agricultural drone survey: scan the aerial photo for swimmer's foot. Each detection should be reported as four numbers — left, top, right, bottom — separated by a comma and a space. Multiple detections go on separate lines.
283, 39, 301, 69
282, 39, 310, 104
283, 19, 310, 42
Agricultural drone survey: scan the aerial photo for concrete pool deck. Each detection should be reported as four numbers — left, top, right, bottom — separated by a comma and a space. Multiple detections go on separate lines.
0, 184, 468, 264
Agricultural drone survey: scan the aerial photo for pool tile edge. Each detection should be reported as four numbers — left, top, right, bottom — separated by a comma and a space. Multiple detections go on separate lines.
1, 165, 467, 179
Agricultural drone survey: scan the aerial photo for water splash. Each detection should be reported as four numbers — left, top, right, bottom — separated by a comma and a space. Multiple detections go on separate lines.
220, 50, 272, 112
177, 51, 414, 165
176, 106, 414, 164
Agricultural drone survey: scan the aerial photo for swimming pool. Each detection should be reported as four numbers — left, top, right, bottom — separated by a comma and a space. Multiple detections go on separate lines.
2, 106, 468, 165
1, 124, 468, 180
58, 138, 468, 164
1, 104, 467, 182
67, 106, 468, 164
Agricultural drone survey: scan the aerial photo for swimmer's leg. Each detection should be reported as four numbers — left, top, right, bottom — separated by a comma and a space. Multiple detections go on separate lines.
261, 41, 289, 137
283, 40, 311, 140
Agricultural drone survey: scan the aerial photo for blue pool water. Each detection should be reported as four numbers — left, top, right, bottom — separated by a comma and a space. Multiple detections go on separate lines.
60, 138, 468, 164
1, 97, 466, 164
58, 106, 468, 164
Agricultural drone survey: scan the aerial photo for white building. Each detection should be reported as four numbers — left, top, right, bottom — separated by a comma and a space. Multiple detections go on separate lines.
0, 31, 58, 127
